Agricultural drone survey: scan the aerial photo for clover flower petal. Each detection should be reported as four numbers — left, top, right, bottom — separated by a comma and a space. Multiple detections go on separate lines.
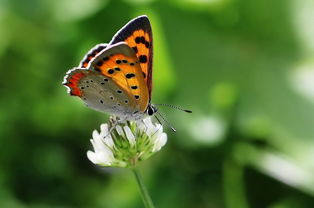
87, 117, 167, 168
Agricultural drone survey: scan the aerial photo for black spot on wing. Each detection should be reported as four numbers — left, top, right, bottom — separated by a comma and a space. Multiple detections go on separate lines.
132, 46, 138, 53
96, 61, 103, 66
145, 41, 150, 48
135, 36, 141, 44
140, 36, 146, 44
108, 69, 114, 74
139, 55, 147, 63
126, 73, 135, 79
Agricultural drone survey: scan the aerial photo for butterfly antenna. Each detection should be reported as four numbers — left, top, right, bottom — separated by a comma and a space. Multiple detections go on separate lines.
154, 104, 192, 113
156, 111, 177, 132
154, 115, 163, 126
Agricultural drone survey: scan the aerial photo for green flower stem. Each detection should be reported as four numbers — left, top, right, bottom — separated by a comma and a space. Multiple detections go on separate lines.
223, 159, 249, 208
132, 168, 155, 208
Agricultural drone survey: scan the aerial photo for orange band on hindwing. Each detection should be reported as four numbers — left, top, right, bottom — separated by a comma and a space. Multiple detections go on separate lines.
79, 44, 107, 68
63, 69, 87, 97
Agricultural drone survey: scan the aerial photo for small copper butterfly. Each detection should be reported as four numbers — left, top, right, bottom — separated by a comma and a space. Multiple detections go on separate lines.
63, 15, 191, 125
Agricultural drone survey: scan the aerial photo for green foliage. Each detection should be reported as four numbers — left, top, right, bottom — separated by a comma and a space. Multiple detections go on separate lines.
1, 0, 314, 207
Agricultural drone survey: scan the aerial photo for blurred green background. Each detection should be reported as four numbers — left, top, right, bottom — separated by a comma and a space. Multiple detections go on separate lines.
1, 0, 314, 207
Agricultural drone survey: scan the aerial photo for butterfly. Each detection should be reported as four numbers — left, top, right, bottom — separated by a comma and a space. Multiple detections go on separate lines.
63, 15, 191, 126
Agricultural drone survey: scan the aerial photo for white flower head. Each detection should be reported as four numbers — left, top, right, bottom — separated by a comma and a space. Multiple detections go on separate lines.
87, 117, 167, 168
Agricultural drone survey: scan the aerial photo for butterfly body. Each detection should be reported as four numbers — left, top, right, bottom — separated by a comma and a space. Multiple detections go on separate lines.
63, 16, 154, 121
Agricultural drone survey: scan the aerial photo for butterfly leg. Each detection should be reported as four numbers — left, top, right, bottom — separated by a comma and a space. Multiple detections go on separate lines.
105, 116, 127, 138
105, 116, 118, 137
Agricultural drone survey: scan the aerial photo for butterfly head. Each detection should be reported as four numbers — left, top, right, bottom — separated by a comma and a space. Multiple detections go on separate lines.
146, 103, 158, 116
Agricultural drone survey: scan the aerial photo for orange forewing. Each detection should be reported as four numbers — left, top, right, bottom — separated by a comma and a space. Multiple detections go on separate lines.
110, 16, 153, 100
124, 29, 151, 81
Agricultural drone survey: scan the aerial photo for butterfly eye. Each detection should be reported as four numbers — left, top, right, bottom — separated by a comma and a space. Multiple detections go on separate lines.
147, 107, 154, 116
147, 105, 157, 116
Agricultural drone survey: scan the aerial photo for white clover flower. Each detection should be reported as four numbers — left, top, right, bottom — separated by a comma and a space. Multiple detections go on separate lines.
87, 117, 167, 168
